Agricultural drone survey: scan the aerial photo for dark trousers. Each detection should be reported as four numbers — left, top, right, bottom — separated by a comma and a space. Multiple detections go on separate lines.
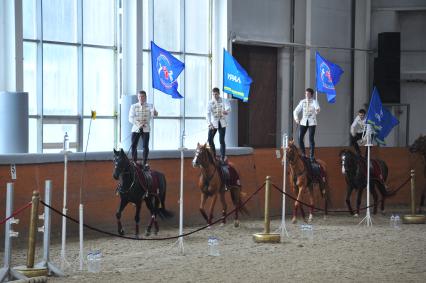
131, 131, 150, 164
351, 133, 364, 156
299, 123, 316, 159
208, 122, 226, 159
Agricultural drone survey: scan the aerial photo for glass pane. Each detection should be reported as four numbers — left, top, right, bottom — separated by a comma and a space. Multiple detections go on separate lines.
83, 118, 115, 152
153, 0, 180, 52
42, 0, 77, 42
153, 87, 181, 117
23, 42, 37, 115
143, 0, 150, 49
142, 52, 150, 93
23, 0, 37, 39
184, 55, 210, 117
83, 0, 115, 46
152, 119, 180, 150
185, 119, 207, 149
83, 47, 115, 116
185, 0, 209, 54
43, 44, 78, 115
43, 123, 78, 153
29, 118, 38, 153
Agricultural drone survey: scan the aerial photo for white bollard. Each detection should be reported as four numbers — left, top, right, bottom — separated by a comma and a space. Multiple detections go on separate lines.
0, 183, 28, 282
36, 180, 65, 276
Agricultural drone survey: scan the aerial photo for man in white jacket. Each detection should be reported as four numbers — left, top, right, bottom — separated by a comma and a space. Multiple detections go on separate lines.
128, 90, 158, 165
293, 88, 320, 162
350, 109, 366, 156
206, 87, 231, 162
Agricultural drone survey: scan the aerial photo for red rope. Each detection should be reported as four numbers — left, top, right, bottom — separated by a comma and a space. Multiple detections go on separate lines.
0, 201, 32, 225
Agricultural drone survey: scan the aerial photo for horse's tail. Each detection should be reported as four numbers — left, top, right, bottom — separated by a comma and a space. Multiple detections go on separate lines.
373, 159, 396, 197
157, 172, 174, 219
230, 187, 249, 215
374, 179, 396, 197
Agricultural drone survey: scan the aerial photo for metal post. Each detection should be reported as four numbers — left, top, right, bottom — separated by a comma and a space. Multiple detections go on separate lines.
410, 169, 415, 215
61, 151, 70, 269
360, 124, 373, 226
0, 183, 27, 282
280, 134, 289, 240
253, 177, 280, 243
27, 191, 40, 268
36, 180, 64, 276
177, 133, 186, 255
402, 169, 426, 224
79, 204, 84, 271
264, 176, 271, 234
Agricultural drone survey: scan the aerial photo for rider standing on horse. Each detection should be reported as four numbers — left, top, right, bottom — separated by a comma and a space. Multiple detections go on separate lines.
350, 109, 366, 156
129, 90, 158, 166
293, 88, 320, 163
207, 87, 231, 162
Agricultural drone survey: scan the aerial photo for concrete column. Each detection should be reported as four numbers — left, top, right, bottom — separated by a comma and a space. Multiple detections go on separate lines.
305, 0, 312, 88
0, 92, 28, 153
120, 95, 137, 150
225, 98, 238, 147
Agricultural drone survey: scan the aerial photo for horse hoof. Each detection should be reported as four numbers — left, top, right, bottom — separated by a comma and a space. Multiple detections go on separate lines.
220, 223, 225, 227
308, 214, 313, 223
291, 217, 297, 224
381, 210, 386, 215
145, 229, 151, 237
353, 213, 359, 217
234, 220, 240, 228
323, 215, 327, 220
118, 229, 125, 236
154, 230, 159, 236
135, 234, 141, 239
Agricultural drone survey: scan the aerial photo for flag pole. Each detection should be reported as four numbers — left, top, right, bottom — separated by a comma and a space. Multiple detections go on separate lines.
280, 133, 289, 240
359, 123, 373, 227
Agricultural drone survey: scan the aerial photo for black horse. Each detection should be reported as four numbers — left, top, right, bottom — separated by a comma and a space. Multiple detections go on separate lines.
409, 135, 426, 212
113, 148, 173, 237
339, 149, 394, 216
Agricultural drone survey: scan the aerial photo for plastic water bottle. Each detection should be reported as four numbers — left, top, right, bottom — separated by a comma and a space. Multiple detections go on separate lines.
63, 132, 69, 151
390, 214, 395, 228
394, 215, 401, 230
208, 236, 220, 256
300, 224, 313, 242
87, 250, 102, 273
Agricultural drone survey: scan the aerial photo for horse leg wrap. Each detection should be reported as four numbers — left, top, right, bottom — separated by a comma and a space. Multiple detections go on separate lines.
222, 210, 227, 224
154, 220, 159, 235
135, 224, 139, 236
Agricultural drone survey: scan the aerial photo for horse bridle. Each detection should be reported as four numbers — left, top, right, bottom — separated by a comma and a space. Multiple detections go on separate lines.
114, 154, 136, 194
287, 145, 306, 177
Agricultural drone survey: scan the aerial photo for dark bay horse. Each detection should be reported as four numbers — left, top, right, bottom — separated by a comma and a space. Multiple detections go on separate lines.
339, 149, 394, 216
409, 135, 426, 212
113, 148, 173, 237
192, 143, 247, 227
286, 140, 329, 223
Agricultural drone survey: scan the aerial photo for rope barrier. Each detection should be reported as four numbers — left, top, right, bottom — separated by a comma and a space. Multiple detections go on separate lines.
39, 182, 266, 241
0, 201, 32, 225
271, 175, 411, 213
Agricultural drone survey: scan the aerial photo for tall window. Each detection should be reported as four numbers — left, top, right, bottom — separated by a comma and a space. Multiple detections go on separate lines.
23, 0, 117, 152
143, 0, 211, 150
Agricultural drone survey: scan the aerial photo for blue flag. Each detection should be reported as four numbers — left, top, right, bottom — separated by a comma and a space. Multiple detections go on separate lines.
366, 87, 399, 145
151, 41, 185, 99
223, 49, 253, 102
315, 52, 344, 103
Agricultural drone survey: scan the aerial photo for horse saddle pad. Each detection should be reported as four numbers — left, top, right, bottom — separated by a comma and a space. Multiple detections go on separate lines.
219, 165, 241, 187
302, 157, 326, 183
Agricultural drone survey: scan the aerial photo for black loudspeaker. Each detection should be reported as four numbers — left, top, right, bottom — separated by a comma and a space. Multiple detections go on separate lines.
374, 32, 400, 103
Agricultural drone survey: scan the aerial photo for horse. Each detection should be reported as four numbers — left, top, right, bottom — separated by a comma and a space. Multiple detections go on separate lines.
339, 149, 394, 216
112, 148, 173, 237
192, 143, 247, 227
285, 140, 329, 223
409, 135, 426, 212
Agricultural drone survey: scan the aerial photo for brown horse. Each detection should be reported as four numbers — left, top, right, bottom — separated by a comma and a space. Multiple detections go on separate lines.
286, 140, 329, 223
409, 135, 426, 212
192, 143, 246, 227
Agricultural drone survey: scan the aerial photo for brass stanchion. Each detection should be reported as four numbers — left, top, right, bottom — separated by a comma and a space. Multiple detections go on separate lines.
253, 176, 281, 243
15, 191, 48, 277
402, 170, 425, 224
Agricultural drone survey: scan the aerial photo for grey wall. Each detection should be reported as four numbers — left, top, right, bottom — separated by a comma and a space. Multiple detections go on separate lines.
230, 0, 426, 147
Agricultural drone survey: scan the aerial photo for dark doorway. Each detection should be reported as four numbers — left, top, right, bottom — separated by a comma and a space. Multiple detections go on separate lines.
232, 44, 277, 148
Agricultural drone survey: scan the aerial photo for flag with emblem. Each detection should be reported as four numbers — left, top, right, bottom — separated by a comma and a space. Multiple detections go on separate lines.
223, 49, 253, 102
151, 41, 185, 99
366, 87, 399, 145
315, 52, 344, 104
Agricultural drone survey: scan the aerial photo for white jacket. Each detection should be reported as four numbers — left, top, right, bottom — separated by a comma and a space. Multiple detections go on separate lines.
350, 115, 366, 136
293, 99, 320, 126
129, 102, 156, 133
206, 98, 231, 128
